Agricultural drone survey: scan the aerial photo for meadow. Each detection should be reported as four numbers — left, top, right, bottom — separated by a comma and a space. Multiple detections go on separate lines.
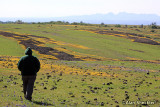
0, 24, 160, 107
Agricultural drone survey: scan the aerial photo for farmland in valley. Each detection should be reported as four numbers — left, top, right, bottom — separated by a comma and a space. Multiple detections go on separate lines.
0, 24, 160, 106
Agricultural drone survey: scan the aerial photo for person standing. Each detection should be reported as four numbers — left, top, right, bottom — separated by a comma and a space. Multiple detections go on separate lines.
18, 47, 40, 101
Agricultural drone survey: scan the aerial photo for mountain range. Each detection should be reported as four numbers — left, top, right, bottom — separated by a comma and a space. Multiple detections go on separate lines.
0, 12, 160, 25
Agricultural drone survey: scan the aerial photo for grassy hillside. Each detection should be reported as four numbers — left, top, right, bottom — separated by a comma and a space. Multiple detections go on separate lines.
0, 24, 160, 106
1, 24, 160, 61
0, 34, 24, 56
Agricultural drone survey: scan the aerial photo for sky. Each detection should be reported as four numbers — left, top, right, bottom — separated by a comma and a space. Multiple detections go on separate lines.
0, 0, 160, 18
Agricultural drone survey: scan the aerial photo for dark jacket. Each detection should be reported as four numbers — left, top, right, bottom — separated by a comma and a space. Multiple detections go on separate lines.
18, 47, 40, 76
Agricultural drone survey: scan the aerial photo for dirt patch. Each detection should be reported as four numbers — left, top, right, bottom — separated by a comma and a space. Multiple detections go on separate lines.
135, 29, 142, 32
83, 29, 160, 45
0, 57, 6, 61
128, 36, 159, 45
42, 31, 49, 33
129, 49, 144, 53
0, 31, 82, 61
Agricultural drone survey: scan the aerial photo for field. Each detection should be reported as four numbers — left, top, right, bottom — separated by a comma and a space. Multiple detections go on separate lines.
0, 24, 160, 107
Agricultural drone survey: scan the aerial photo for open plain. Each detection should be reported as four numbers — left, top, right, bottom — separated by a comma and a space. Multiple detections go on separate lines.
0, 24, 160, 107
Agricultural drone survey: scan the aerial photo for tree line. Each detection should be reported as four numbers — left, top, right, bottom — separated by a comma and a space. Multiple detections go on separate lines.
0, 20, 91, 26
100, 22, 160, 29
0, 20, 159, 29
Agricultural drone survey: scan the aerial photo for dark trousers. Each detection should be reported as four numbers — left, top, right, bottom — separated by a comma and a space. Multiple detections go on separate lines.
22, 75, 36, 100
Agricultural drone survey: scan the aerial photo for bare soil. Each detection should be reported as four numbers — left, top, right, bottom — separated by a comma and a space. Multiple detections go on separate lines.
0, 31, 82, 61
86, 29, 160, 45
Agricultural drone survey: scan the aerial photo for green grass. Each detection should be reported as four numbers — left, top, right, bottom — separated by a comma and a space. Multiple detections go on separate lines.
0, 62, 160, 107
59, 30, 160, 60
0, 24, 160, 106
0, 36, 24, 56
1, 24, 160, 60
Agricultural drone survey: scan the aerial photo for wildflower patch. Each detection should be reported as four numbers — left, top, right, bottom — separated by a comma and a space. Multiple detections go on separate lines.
79, 29, 160, 45
0, 31, 87, 61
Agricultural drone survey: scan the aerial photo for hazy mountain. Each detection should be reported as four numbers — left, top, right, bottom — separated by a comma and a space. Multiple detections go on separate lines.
0, 12, 160, 25
51, 12, 160, 25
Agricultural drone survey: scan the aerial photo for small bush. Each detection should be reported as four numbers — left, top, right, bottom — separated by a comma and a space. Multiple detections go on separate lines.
139, 24, 143, 28
150, 22, 159, 29
150, 30, 155, 32
115, 24, 121, 27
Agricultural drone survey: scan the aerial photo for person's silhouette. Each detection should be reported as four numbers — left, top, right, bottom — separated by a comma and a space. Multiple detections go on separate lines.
18, 47, 40, 101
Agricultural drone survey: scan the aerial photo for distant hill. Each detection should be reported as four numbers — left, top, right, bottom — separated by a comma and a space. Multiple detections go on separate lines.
1, 12, 160, 25
50, 12, 160, 25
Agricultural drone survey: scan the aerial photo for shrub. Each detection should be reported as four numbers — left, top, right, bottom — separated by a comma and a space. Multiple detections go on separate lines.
139, 24, 143, 28
115, 24, 121, 27
150, 30, 155, 32
150, 22, 159, 29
